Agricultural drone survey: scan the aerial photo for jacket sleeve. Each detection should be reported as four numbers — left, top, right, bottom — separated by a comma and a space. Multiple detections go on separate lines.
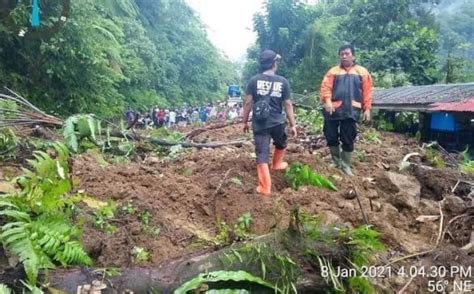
362, 72, 373, 111
320, 69, 335, 104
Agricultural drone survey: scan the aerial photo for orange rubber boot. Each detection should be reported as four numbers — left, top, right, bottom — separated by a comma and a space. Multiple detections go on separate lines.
256, 163, 271, 196
271, 148, 288, 170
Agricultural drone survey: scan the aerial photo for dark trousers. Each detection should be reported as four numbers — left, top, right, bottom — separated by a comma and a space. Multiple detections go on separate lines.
254, 124, 288, 164
323, 119, 357, 152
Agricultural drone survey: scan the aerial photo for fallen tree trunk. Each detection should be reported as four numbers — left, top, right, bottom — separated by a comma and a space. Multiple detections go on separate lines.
41, 230, 348, 293
110, 130, 249, 148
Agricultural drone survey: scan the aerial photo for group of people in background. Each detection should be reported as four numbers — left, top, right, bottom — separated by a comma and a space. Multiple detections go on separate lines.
124, 102, 243, 129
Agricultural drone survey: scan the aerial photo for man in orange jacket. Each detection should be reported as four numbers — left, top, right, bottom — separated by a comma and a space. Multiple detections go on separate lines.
320, 44, 373, 176
242, 50, 297, 196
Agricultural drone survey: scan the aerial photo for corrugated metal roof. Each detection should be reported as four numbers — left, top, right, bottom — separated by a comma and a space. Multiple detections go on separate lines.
373, 83, 474, 105
428, 99, 474, 112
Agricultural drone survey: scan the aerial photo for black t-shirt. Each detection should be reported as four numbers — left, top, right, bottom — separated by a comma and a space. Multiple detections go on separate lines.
245, 73, 291, 132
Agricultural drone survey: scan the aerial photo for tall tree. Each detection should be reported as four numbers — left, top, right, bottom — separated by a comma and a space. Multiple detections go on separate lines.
341, 0, 439, 85
436, 0, 474, 82
0, 0, 238, 117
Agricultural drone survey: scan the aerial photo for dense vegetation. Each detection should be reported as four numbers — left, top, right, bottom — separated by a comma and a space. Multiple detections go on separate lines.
0, 0, 473, 114
242, 0, 474, 92
0, 0, 237, 117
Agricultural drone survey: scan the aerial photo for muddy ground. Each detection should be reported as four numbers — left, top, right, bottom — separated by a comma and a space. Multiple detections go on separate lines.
1, 122, 473, 292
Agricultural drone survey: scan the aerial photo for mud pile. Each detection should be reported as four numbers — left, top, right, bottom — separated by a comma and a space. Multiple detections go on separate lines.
2, 123, 472, 292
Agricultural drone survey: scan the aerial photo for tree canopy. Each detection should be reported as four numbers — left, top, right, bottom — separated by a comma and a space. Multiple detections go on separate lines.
243, 0, 473, 92
1, 0, 472, 117
0, 0, 237, 117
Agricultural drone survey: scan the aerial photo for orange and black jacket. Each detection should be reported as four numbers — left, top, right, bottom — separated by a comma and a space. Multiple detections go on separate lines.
320, 64, 373, 121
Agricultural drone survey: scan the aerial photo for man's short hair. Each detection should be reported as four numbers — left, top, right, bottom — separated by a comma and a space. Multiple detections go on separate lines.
338, 44, 355, 55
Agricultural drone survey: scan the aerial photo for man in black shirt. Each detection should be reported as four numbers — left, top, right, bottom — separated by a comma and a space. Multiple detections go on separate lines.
242, 50, 297, 196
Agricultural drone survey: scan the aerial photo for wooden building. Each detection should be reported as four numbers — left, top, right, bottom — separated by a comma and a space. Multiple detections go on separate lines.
373, 83, 474, 151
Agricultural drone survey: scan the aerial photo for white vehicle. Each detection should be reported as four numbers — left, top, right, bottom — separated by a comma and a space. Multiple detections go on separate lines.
227, 84, 243, 106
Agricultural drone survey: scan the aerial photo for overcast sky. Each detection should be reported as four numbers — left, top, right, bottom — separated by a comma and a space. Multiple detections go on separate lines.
185, 0, 265, 62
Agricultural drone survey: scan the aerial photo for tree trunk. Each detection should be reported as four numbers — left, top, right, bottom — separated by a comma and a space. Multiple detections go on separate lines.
42, 230, 347, 293
110, 131, 248, 148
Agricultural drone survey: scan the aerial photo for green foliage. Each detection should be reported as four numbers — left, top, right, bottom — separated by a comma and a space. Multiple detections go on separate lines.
234, 212, 253, 238
132, 246, 149, 263
93, 199, 117, 233
213, 215, 253, 245
226, 243, 297, 294
248, 1, 342, 91
138, 210, 160, 236
0, 283, 12, 294
121, 201, 136, 215
372, 71, 411, 89
215, 221, 231, 245
20, 282, 44, 294
86, 148, 110, 167
394, 112, 419, 131
295, 108, 324, 134
296, 212, 341, 246
206, 290, 250, 294
180, 168, 193, 177
342, 226, 385, 293
356, 151, 366, 162
459, 147, 474, 174
16, 142, 71, 214
92, 267, 122, 278
285, 162, 337, 191
425, 147, 446, 169
342, 0, 439, 85
139, 211, 151, 225
436, 0, 474, 83
236, 212, 252, 231
142, 224, 161, 237
63, 114, 98, 153
0, 0, 237, 117
314, 255, 344, 291
0, 143, 91, 285
63, 114, 143, 158
362, 129, 382, 144
298, 212, 384, 293
345, 226, 385, 267
246, 0, 444, 93
348, 276, 374, 294
442, 55, 471, 83
459, 161, 474, 174
230, 177, 242, 186
0, 127, 19, 160
373, 111, 394, 132
0, 99, 18, 119
174, 270, 276, 294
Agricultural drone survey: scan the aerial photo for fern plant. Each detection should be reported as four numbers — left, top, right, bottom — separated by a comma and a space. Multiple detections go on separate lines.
13, 142, 71, 213
0, 206, 92, 284
0, 142, 92, 285
285, 163, 337, 191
